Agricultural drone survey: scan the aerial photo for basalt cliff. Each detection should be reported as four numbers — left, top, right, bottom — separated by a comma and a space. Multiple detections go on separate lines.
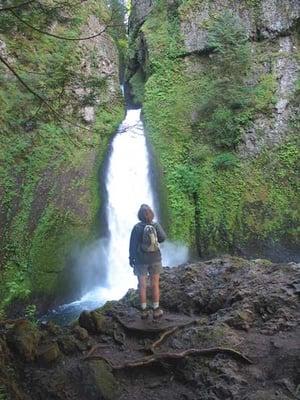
127, 0, 300, 261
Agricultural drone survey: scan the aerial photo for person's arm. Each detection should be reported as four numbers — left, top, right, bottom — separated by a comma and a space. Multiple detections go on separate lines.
129, 225, 139, 266
154, 222, 166, 243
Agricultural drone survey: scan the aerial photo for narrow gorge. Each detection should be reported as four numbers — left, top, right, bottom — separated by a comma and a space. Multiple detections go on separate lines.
0, 0, 299, 399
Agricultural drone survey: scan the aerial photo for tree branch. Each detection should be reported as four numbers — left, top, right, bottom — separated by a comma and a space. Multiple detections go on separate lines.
0, 53, 93, 146
0, 0, 35, 12
11, 11, 124, 41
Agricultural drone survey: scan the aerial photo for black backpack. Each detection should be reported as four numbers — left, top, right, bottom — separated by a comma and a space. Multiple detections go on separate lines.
141, 224, 159, 252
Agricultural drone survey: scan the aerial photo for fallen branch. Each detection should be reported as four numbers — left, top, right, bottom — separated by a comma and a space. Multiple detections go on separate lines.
0, 53, 94, 147
0, 0, 35, 12
11, 11, 125, 41
85, 346, 253, 368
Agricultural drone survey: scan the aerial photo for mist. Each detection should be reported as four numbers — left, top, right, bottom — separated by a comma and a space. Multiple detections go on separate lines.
161, 241, 189, 267
72, 238, 109, 296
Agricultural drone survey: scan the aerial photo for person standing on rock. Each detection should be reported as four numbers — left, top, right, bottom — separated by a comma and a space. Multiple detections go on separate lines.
129, 204, 166, 320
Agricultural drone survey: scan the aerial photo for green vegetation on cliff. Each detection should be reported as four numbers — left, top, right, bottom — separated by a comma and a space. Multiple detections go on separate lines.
128, 0, 300, 257
0, 0, 125, 314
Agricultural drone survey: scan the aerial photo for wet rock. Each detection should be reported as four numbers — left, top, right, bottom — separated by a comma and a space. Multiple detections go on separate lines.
1, 257, 299, 399
79, 310, 95, 333
79, 309, 113, 335
72, 325, 89, 341
245, 389, 292, 400
37, 342, 61, 365
225, 309, 255, 331
7, 320, 41, 362
41, 320, 63, 336
129, 0, 153, 30
81, 360, 120, 400
57, 335, 78, 355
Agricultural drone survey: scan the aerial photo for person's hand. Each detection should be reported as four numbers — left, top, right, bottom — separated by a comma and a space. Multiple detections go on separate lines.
129, 257, 136, 268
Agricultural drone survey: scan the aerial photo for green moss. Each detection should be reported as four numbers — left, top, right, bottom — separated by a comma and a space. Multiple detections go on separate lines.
253, 73, 277, 113
87, 360, 120, 400
129, 70, 145, 104
131, 0, 299, 257
0, 1, 125, 313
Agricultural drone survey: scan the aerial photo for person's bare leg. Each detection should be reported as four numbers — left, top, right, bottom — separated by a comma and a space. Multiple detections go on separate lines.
138, 275, 149, 319
138, 275, 147, 306
151, 274, 163, 319
151, 273, 160, 304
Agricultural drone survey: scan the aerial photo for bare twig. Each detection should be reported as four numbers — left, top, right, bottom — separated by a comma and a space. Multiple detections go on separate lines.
84, 346, 253, 368
11, 11, 124, 41
0, 0, 35, 12
0, 53, 93, 146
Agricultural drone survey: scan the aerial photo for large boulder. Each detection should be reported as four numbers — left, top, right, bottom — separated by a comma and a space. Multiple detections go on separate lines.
80, 360, 120, 400
78, 309, 114, 335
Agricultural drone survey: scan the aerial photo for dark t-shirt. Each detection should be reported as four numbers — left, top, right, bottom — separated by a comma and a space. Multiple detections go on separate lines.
129, 222, 166, 265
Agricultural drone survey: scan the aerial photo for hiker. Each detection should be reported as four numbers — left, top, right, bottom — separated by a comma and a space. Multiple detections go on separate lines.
129, 204, 166, 320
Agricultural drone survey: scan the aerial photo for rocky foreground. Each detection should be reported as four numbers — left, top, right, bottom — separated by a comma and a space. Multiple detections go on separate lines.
0, 257, 299, 400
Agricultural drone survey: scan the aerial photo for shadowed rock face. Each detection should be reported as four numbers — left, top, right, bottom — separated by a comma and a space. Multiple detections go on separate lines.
129, 0, 154, 31
179, 0, 300, 52
182, 0, 300, 156
126, 0, 299, 260
129, 0, 300, 157
1, 257, 299, 399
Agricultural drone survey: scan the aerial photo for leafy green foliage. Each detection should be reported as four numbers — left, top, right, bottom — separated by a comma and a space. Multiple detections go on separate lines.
0, 0, 125, 314
129, 70, 145, 104
136, 0, 299, 257
0, 385, 8, 400
253, 73, 277, 112
25, 304, 37, 323
213, 153, 240, 170
194, 11, 252, 149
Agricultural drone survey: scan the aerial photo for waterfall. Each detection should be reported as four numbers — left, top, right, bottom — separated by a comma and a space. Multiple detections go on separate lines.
104, 108, 157, 297
41, 108, 188, 324
77, 109, 157, 303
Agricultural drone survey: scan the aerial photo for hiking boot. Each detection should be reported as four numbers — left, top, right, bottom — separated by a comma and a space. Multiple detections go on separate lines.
153, 308, 163, 320
140, 309, 149, 320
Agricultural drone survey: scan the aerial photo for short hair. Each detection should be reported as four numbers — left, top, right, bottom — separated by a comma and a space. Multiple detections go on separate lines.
138, 204, 154, 223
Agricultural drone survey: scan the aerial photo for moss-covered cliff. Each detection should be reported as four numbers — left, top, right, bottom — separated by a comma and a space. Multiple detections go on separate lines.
0, 1, 125, 314
127, 0, 300, 260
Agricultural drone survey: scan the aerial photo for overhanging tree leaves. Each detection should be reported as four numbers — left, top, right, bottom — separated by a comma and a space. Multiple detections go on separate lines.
0, 0, 125, 142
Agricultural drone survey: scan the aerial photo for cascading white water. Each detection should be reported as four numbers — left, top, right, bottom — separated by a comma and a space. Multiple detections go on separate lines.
105, 108, 157, 297
78, 108, 157, 303
41, 108, 188, 324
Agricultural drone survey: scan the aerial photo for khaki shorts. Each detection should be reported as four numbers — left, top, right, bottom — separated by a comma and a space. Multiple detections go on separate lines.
134, 262, 163, 277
